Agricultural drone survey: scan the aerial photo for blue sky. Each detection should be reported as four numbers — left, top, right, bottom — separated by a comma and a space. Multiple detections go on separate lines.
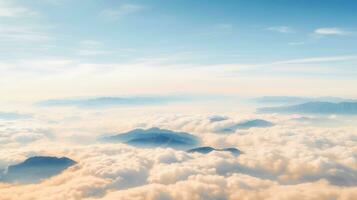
1, 0, 357, 101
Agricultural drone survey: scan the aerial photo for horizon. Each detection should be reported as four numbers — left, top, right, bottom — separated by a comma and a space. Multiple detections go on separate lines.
1, 1, 357, 200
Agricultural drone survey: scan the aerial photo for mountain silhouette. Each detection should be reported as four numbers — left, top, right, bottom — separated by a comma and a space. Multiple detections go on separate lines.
0, 156, 76, 184
258, 101, 357, 115
103, 127, 200, 149
216, 119, 274, 133
187, 146, 241, 155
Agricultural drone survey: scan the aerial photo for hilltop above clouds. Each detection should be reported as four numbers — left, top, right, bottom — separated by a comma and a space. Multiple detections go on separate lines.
102, 127, 200, 149
0, 156, 76, 184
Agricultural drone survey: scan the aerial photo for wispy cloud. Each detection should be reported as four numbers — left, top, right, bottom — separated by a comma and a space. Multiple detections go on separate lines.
76, 49, 113, 56
100, 4, 145, 20
80, 40, 103, 46
288, 41, 305, 46
0, 111, 32, 120
267, 26, 293, 33
40, 0, 67, 5
0, 1, 37, 18
273, 55, 357, 64
314, 27, 350, 36
0, 26, 52, 42
0, 58, 76, 73
77, 40, 112, 56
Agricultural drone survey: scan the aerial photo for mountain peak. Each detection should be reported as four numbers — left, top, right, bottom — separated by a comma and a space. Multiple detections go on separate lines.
187, 146, 241, 155
103, 127, 200, 149
0, 156, 76, 184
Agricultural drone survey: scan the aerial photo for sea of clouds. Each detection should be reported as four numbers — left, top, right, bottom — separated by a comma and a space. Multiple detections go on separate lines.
0, 105, 356, 200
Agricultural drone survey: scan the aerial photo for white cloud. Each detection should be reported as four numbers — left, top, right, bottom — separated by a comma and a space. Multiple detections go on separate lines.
0, 26, 52, 45
39, 0, 67, 5
273, 55, 357, 64
100, 4, 145, 20
76, 40, 113, 56
76, 50, 113, 56
1, 52, 357, 101
267, 26, 293, 33
0, 112, 356, 199
0, 1, 37, 18
314, 27, 350, 36
20, 58, 75, 70
288, 41, 305, 46
80, 40, 103, 46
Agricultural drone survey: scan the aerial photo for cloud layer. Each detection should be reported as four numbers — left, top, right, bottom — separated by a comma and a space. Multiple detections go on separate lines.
0, 110, 356, 200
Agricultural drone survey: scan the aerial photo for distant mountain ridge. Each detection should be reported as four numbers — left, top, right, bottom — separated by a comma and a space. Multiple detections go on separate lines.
187, 146, 241, 155
102, 127, 200, 149
258, 101, 357, 115
254, 96, 356, 105
216, 119, 274, 133
37, 96, 186, 108
0, 156, 76, 184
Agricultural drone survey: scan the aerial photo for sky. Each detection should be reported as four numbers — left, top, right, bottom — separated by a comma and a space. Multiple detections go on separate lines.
1, 0, 357, 102
1, 1, 357, 200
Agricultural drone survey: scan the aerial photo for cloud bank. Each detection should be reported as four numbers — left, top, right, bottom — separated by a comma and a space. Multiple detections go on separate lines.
0, 111, 356, 200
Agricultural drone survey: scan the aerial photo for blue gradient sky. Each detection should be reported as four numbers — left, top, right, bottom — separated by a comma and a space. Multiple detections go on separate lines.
1, 0, 357, 101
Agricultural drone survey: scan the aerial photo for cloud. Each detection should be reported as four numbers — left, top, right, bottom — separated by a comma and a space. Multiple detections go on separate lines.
80, 40, 103, 46
100, 4, 145, 20
1, 48, 356, 100
273, 55, 357, 64
0, 58, 77, 75
98, 177, 357, 200
0, 112, 31, 120
0, 26, 52, 42
76, 49, 113, 56
76, 40, 113, 56
314, 27, 350, 36
267, 26, 293, 33
0, 119, 52, 147
0, 111, 356, 199
0, 1, 37, 18
0, 25, 54, 59
288, 41, 305, 46
39, 0, 67, 5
